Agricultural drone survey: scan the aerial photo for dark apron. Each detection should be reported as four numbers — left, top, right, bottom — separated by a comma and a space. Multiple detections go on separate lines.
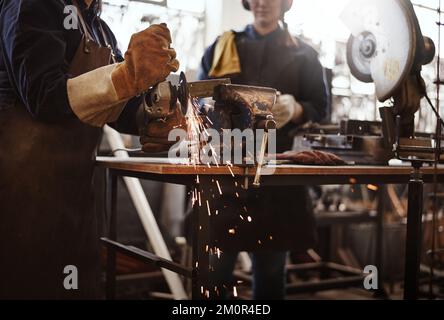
210, 185, 316, 253
208, 32, 317, 253
0, 7, 111, 299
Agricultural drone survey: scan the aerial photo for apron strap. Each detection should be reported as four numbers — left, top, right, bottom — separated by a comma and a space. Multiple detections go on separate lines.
97, 22, 118, 63
71, 0, 117, 63
72, 0, 95, 42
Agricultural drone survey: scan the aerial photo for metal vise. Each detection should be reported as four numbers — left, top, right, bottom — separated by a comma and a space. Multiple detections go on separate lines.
144, 72, 232, 119
210, 84, 277, 132
145, 72, 277, 133
208, 84, 277, 180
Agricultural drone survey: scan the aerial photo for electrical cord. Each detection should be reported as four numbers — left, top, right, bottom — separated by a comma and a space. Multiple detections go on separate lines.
424, 93, 444, 129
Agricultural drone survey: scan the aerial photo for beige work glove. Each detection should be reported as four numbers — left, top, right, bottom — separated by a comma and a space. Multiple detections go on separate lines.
275, 151, 346, 166
272, 94, 304, 129
67, 23, 180, 127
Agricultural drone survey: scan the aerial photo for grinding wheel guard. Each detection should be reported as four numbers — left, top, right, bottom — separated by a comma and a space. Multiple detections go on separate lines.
341, 0, 417, 101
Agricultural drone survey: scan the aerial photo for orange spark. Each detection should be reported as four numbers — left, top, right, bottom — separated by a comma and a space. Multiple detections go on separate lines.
228, 166, 235, 177
216, 180, 223, 195
206, 200, 211, 216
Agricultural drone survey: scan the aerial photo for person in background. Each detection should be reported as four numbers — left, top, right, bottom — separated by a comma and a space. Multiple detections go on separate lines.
198, 0, 328, 299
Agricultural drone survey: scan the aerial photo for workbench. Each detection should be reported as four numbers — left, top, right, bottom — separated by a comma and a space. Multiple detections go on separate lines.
96, 157, 444, 300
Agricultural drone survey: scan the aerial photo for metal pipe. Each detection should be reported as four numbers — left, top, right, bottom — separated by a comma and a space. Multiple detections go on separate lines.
102, 238, 193, 278
404, 166, 424, 300
430, 0, 443, 298
103, 125, 188, 300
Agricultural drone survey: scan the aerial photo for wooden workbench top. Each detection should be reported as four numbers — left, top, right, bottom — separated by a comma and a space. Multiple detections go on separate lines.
96, 157, 444, 177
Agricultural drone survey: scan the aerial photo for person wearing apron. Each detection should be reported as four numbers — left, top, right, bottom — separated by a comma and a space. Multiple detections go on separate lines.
198, 0, 328, 299
0, 0, 181, 299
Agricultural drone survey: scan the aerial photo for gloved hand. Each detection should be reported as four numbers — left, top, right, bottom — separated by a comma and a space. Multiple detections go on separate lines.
275, 150, 346, 166
139, 104, 187, 153
68, 23, 179, 127
112, 23, 180, 99
272, 94, 304, 129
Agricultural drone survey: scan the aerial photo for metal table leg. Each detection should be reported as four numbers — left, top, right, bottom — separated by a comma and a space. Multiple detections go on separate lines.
106, 171, 118, 300
404, 166, 424, 300
375, 186, 388, 298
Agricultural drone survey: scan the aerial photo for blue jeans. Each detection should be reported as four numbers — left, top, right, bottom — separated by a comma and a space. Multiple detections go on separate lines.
210, 251, 287, 300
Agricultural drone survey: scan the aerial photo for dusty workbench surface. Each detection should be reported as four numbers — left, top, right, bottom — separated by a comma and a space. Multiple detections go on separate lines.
96, 157, 444, 177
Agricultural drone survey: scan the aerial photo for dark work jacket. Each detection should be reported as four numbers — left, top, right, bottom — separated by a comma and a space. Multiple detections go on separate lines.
0, 0, 141, 133
199, 25, 328, 152
198, 25, 328, 252
0, 0, 141, 299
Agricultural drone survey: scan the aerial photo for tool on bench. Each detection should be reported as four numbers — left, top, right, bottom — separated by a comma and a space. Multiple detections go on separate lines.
340, 0, 443, 300
303, 0, 440, 165
143, 72, 231, 119
211, 84, 278, 187
342, 0, 439, 162
144, 73, 278, 186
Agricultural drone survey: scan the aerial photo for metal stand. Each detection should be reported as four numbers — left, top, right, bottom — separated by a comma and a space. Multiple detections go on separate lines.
403, 161, 424, 300
102, 127, 188, 300
375, 186, 389, 298
103, 170, 215, 300
285, 193, 387, 298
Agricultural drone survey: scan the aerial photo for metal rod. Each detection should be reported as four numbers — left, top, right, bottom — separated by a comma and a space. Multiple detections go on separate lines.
430, 0, 442, 298
101, 238, 193, 278
253, 132, 268, 187
106, 172, 118, 300
376, 186, 387, 297
286, 276, 366, 294
398, 145, 442, 153
404, 166, 424, 300
412, 2, 444, 13
424, 94, 444, 128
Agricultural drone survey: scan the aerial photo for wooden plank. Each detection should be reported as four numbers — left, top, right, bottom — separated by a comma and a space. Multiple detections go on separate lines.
96, 158, 246, 175
96, 157, 444, 177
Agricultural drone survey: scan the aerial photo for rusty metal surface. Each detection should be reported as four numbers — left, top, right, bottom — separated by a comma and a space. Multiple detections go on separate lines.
187, 78, 231, 98
214, 84, 277, 117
